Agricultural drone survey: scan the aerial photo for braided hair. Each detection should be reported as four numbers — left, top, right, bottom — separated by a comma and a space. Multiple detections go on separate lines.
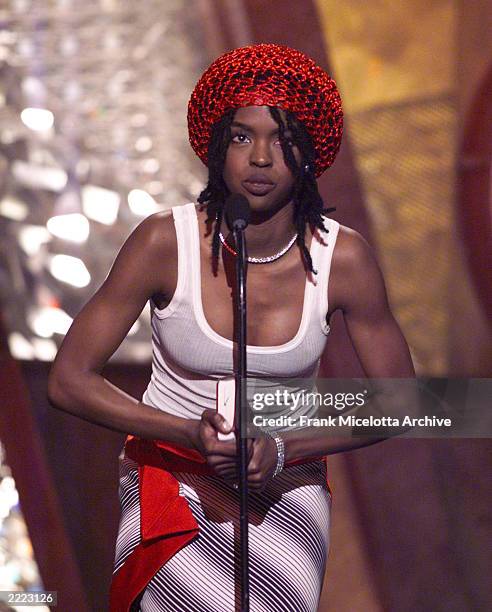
197, 106, 335, 275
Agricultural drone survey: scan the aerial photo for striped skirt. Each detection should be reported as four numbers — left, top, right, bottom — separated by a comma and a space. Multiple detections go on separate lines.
113, 451, 332, 612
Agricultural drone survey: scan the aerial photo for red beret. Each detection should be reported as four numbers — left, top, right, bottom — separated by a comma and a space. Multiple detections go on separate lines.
187, 43, 343, 177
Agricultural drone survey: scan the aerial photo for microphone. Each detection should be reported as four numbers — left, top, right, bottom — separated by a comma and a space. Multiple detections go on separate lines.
223, 194, 250, 601
225, 193, 250, 231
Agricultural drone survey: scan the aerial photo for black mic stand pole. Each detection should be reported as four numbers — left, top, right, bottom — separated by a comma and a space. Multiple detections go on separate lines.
234, 226, 250, 612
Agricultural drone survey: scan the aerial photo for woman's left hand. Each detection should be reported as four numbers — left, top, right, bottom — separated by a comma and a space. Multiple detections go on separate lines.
246, 435, 278, 492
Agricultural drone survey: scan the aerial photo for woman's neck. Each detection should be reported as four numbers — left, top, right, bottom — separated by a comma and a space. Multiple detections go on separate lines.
219, 200, 298, 259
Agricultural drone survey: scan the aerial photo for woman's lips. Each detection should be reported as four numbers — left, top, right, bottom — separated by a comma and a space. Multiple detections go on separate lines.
242, 181, 275, 196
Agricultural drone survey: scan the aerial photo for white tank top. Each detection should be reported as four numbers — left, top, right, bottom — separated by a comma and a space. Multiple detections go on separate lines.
142, 202, 340, 419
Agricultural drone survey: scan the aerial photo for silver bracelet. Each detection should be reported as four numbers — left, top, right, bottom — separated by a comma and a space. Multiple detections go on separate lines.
266, 432, 285, 477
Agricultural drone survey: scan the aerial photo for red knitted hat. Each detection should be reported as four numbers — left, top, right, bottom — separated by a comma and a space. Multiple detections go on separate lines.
187, 43, 343, 178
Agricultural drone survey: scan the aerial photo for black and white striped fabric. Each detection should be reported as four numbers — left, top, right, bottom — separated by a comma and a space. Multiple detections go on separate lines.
113, 453, 332, 612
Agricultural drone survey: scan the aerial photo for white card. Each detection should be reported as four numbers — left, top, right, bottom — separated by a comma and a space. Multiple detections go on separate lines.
216, 377, 236, 441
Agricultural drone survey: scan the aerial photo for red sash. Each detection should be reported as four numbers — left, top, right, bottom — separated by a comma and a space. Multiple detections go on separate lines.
109, 435, 329, 611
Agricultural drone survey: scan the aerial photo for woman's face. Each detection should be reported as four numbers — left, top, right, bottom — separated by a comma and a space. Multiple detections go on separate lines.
222, 105, 301, 214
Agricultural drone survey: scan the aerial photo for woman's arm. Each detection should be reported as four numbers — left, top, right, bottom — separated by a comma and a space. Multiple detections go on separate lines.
282, 227, 416, 461
246, 228, 416, 489
47, 212, 235, 459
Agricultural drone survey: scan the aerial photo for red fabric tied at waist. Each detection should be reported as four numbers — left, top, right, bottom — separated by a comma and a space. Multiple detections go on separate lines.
109, 435, 328, 611
109, 436, 203, 611
123, 436, 207, 543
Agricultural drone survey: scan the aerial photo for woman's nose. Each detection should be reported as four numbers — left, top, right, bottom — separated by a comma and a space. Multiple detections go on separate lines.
249, 141, 272, 167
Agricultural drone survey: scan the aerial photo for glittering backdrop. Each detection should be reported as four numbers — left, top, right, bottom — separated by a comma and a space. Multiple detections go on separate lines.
348, 97, 455, 374
0, 441, 47, 601
0, 0, 209, 363
315, 0, 456, 375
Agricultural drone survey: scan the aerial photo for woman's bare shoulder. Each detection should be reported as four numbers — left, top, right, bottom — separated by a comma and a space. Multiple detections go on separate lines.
132, 208, 178, 261
331, 224, 377, 271
327, 224, 385, 314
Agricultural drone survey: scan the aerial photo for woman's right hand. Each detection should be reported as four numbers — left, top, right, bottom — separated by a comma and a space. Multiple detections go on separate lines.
191, 409, 251, 483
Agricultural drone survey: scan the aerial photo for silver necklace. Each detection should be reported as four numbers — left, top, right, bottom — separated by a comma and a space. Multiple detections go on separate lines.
218, 230, 298, 264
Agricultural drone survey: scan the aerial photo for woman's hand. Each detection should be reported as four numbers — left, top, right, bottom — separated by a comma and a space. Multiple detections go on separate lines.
246, 435, 278, 492
191, 410, 254, 483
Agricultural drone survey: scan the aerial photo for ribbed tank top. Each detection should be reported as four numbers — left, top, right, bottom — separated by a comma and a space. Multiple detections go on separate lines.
142, 202, 340, 419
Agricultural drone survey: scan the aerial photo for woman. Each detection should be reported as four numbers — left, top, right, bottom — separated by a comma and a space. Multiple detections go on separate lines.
48, 44, 414, 611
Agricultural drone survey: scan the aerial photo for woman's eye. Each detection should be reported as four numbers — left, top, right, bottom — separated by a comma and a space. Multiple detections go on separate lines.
231, 133, 250, 143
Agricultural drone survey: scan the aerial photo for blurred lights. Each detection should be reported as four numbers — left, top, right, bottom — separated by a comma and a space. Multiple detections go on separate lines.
82, 185, 120, 225
101, 0, 118, 11
146, 180, 163, 196
17, 37, 34, 57
0, 0, 206, 363
127, 341, 152, 362
135, 136, 152, 152
14, 538, 32, 559
128, 189, 160, 216
21, 77, 46, 100
49, 254, 91, 287
63, 80, 82, 102
0, 441, 45, 595
0, 196, 28, 221
189, 179, 204, 197
75, 158, 90, 179
13, 0, 30, 15
18, 225, 52, 256
0, 31, 16, 44
104, 32, 120, 51
47, 213, 90, 243
1, 129, 17, 145
20, 107, 54, 132
0, 477, 18, 520
130, 113, 148, 127
8, 332, 58, 361
28, 306, 73, 337
8, 332, 35, 360
60, 35, 78, 56
31, 337, 58, 361
140, 158, 160, 174
12, 161, 67, 192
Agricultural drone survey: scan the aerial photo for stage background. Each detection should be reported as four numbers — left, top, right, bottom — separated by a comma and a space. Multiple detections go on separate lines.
0, 1, 491, 610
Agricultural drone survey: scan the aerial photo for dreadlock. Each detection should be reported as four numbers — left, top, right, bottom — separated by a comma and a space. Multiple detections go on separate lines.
197, 109, 235, 275
197, 106, 335, 275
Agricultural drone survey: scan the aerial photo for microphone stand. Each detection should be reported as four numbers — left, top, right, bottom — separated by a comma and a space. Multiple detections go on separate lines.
233, 225, 250, 612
